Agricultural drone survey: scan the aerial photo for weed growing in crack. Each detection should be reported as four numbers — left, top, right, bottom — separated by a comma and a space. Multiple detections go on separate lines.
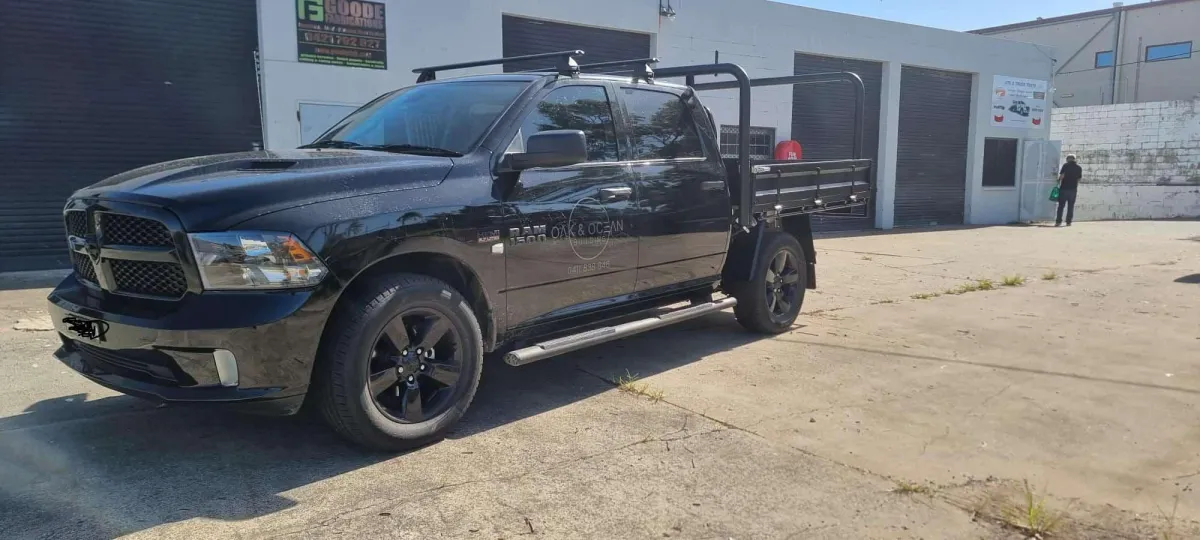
615, 371, 665, 403
946, 282, 981, 295
1158, 494, 1180, 540
892, 480, 936, 496
1002, 275, 1026, 287
1001, 480, 1064, 539
911, 292, 940, 300
1042, 271, 1058, 281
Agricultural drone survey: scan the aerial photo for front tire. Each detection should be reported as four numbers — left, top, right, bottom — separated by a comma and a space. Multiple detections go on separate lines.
732, 231, 807, 334
313, 273, 483, 451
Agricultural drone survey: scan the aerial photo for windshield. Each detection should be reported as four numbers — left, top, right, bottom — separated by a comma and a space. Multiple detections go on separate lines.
310, 81, 528, 154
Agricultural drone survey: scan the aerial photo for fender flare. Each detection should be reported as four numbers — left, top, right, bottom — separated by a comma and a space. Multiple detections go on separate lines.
332, 236, 501, 350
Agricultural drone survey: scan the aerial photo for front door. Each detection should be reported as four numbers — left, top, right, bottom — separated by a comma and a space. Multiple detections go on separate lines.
501, 83, 639, 328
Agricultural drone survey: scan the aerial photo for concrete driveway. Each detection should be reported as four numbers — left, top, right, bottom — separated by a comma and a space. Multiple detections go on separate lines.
1, 221, 1198, 539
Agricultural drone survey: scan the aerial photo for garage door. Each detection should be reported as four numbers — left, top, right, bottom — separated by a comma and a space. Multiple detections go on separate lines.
792, 53, 883, 233
0, 0, 262, 273
501, 16, 651, 73
894, 66, 973, 227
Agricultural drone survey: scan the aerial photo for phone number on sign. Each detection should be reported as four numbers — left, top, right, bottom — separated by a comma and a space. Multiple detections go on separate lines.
301, 31, 383, 50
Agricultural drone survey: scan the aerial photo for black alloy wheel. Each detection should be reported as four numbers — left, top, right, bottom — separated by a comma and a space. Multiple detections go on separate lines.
314, 273, 483, 452
764, 249, 802, 321
367, 308, 463, 424
732, 231, 807, 334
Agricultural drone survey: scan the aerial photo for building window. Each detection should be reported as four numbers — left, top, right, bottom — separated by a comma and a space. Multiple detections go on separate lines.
1145, 42, 1192, 62
720, 125, 776, 159
982, 138, 1019, 188
1094, 50, 1114, 68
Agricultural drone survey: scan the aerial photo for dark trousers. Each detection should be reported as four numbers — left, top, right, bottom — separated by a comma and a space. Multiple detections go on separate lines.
1056, 188, 1077, 225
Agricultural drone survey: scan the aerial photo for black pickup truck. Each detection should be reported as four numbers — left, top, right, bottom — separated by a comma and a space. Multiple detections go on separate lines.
48, 51, 872, 450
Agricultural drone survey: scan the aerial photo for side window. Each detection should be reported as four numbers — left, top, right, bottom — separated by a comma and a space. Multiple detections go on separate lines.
622, 88, 705, 160
519, 85, 619, 162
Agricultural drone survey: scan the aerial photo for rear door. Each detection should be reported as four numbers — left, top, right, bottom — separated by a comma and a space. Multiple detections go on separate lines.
500, 82, 640, 327
618, 85, 730, 292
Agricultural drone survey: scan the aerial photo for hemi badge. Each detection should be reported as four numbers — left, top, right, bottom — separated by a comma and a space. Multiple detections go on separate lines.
477, 229, 500, 243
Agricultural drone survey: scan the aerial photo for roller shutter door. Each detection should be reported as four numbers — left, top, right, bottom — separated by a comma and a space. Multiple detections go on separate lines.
894, 66, 972, 227
792, 53, 883, 233
501, 16, 651, 73
0, 0, 262, 272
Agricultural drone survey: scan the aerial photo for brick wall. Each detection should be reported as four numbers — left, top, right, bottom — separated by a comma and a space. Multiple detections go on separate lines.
1050, 99, 1200, 220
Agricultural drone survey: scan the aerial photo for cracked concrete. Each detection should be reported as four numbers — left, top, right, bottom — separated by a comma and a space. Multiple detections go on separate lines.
1, 221, 1198, 539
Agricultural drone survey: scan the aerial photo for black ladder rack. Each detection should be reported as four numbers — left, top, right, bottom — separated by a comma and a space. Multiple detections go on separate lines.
413, 50, 584, 83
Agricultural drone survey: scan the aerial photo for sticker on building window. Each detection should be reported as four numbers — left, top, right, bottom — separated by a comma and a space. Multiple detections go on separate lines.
296, 0, 388, 70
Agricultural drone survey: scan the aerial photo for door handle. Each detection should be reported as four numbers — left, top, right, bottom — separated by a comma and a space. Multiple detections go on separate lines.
599, 186, 632, 203
700, 180, 726, 191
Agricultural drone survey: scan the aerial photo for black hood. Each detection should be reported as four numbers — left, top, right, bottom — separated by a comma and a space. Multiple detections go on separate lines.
72, 149, 454, 231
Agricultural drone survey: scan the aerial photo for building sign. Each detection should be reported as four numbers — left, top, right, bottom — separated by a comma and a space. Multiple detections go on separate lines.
991, 75, 1047, 129
296, 0, 387, 70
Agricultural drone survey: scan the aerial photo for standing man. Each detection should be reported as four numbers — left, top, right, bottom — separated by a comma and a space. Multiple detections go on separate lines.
1056, 154, 1082, 227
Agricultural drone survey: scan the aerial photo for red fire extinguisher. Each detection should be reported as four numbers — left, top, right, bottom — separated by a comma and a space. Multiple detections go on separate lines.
774, 140, 802, 161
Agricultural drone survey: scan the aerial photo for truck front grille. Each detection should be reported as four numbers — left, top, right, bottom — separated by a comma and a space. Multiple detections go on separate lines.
110, 259, 188, 297
99, 213, 173, 247
71, 252, 98, 284
62, 204, 191, 300
65, 211, 89, 237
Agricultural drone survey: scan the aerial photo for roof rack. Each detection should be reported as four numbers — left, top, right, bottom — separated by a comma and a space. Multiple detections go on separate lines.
579, 57, 658, 70
581, 57, 657, 80
522, 57, 658, 81
413, 50, 584, 83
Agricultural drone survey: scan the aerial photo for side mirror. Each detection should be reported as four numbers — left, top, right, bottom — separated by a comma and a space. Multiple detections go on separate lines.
506, 130, 588, 171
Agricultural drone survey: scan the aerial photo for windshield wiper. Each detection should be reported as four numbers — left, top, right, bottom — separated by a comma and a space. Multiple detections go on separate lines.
362, 144, 463, 157
299, 140, 365, 149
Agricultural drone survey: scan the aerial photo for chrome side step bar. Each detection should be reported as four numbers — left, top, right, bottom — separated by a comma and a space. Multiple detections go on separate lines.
503, 297, 738, 366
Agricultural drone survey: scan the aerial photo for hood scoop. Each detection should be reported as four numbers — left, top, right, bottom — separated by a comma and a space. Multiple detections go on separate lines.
237, 160, 299, 172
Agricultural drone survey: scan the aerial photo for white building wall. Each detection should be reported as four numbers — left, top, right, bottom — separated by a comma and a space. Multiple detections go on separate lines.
1051, 99, 1200, 220
978, 0, 1200, 107
258, 0, 1054, 227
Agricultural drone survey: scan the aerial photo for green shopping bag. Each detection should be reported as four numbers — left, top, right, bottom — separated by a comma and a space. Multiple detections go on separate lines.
1049, 186, 1060, 202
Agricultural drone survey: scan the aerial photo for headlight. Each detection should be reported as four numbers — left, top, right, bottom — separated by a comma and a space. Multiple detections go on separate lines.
188, 231, 327, 290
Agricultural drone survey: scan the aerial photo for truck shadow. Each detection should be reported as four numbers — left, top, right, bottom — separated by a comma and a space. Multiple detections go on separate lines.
0, 312, 757, 538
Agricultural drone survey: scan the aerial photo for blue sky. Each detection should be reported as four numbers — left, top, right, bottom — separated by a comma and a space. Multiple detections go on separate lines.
774, 0, 1146, 31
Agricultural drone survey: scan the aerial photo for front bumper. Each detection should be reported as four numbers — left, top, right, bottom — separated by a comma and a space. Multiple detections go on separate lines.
48, 274, 336, 414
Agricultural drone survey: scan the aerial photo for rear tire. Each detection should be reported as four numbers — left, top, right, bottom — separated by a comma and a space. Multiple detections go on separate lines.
732, 231, 807, 334
313, 273, 483, 452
